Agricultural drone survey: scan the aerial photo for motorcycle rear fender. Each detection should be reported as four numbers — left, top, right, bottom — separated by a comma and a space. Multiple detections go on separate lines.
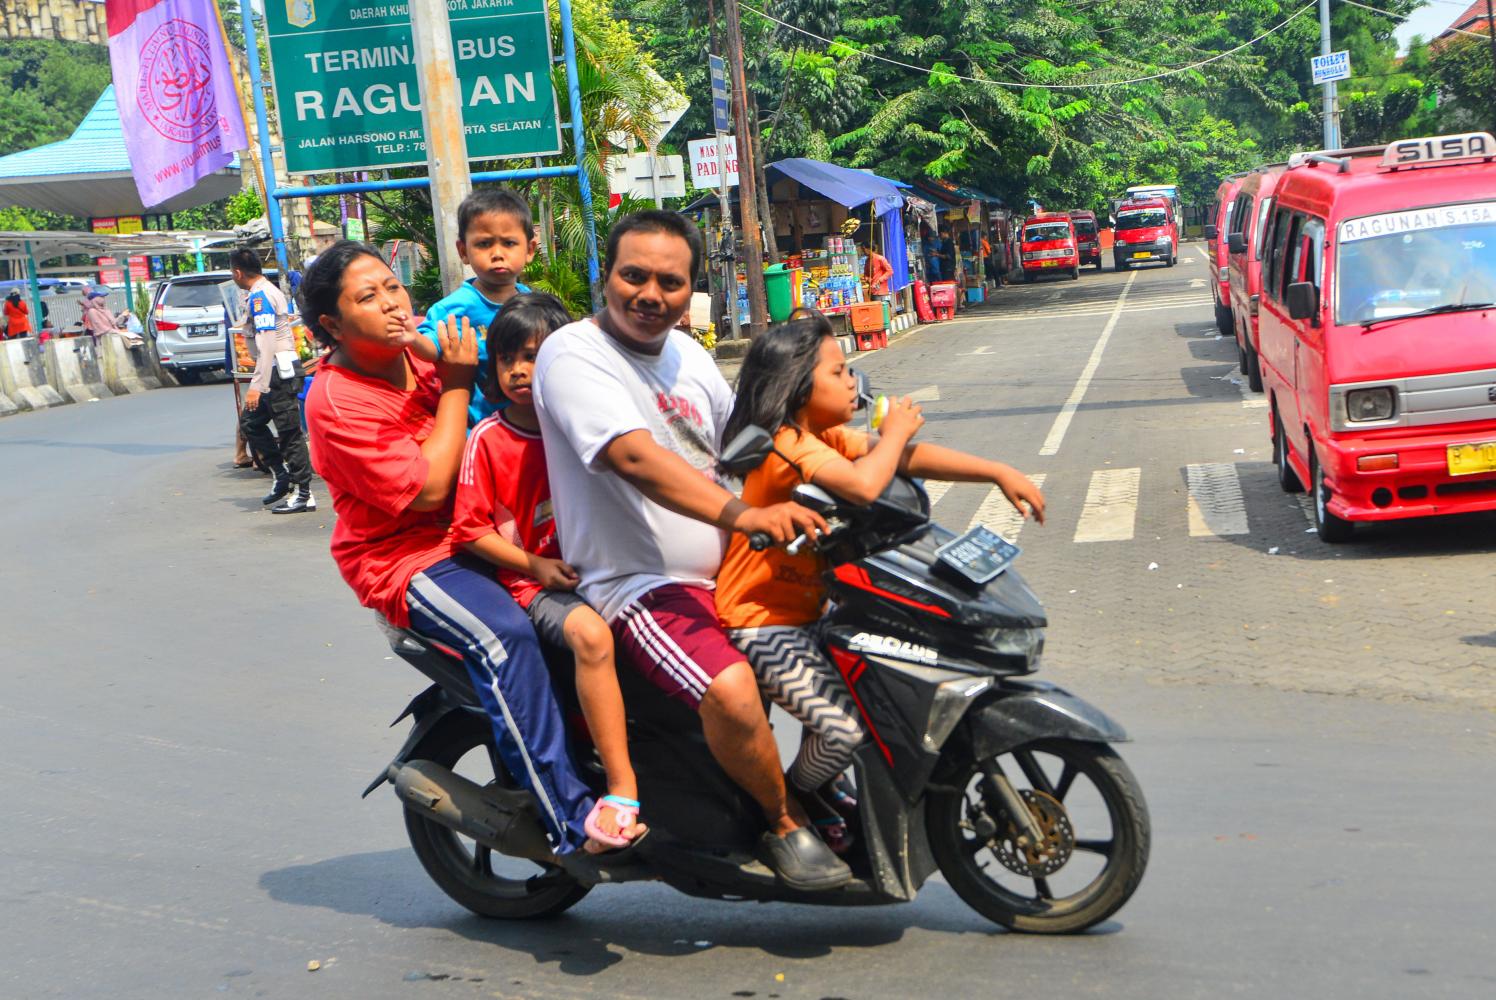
965, 679, 1128, 759
361, 684, 486, 798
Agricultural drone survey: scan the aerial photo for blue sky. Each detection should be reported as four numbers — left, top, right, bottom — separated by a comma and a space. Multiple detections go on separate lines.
1394, 0, 1481, 51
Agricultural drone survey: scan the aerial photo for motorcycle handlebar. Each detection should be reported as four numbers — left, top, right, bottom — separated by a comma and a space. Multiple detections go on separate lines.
748, 531, 773, 551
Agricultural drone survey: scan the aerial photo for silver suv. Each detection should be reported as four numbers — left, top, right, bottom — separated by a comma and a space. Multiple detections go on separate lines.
148, 272, 237, 383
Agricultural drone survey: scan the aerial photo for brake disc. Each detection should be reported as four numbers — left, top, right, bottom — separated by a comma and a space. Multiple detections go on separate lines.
989, 789, 1075, 877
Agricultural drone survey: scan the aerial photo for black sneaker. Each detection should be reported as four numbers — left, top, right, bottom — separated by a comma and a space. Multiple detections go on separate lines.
271, 485, 316, 514
261, 470, 291, 506
757, 828, 853, 891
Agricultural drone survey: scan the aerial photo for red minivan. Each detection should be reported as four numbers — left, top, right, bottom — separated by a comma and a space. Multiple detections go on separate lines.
1206, 174, 1248, 333
1069, 210, 1102, 269
1111, 198, 1177, 270
1257, 131, 1496, 542
1020, 213, 1080, 282
1226, 165, 1286, 392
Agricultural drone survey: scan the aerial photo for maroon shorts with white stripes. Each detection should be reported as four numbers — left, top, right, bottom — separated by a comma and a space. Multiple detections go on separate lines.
612, 584, 746, 708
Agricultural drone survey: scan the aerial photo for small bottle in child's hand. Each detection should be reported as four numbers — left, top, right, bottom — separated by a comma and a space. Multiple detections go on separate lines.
871, 394, 890, 431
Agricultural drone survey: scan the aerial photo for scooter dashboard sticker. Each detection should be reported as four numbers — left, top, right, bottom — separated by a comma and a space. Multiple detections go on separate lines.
849, 632, 940, 665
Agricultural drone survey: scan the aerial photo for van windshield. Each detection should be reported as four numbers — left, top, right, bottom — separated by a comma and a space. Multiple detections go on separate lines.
1117, 209, 1167, 231
1336, 205, 1496, 324
1072, 219, 1098, 238
1024, 223, 1070, 243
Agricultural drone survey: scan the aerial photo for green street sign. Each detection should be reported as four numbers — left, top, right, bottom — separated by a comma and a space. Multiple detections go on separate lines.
263, 0, 563, 174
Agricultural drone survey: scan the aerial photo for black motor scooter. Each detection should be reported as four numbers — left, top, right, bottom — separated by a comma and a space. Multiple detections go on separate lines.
364, 378, 1150, 934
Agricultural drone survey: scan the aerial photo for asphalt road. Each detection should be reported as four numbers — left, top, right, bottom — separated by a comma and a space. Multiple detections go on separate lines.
3, 253, 1494, 1000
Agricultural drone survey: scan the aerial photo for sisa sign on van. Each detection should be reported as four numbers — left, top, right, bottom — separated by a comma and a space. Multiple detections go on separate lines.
263, 0, 563, 173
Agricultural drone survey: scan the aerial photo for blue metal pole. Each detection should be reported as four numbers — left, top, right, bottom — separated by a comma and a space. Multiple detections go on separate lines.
274, 164, 582, 199
557, 0, 601, 309
23, 240, 43, 338
238, 0, 290, 275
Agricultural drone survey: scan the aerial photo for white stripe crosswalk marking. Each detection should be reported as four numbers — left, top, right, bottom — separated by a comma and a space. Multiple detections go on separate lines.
1187, 463, 1250, 536
1294, 494, 1315, 528
968, 474, 1047, 540
1073, 468, 1142, 543
922, 479, 954, 506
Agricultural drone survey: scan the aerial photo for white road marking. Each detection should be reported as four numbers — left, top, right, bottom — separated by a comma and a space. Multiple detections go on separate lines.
992, 295, 1199, 324
1073, 468, 1141, 543
1236, 376, 1268, 409
1187, 463, 1250, 537
960, 345, 993, 356
968, 474, 1047, 540
923, 480, 954, 506
1294, 494, 1316, 528
1039, 271, 1138, 456
909, 385, 941, 403
1190, 278, 1206, 288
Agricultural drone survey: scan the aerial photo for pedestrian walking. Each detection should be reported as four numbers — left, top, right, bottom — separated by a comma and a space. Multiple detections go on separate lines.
231, 249, 314, 514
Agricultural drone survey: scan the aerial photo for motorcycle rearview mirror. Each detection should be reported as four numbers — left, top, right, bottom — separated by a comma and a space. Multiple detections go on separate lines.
790, 482, 838, 512
719, 425, 775, 476
852, 368, 874, 411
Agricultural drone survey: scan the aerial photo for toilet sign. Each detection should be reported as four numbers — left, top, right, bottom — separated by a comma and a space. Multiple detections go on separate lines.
1311, 50, 1351, 85
263, 0, 563, 173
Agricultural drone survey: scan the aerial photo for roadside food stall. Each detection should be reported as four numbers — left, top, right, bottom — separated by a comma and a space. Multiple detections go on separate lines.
912, 178, 1008, 304
761, 158, 911, 344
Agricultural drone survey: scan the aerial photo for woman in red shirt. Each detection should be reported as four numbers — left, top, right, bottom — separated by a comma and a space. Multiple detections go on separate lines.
4, 291, 32, 339
301, 241, 605, 857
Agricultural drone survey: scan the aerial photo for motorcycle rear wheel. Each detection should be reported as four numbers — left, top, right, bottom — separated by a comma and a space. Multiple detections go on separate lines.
928, 739, 1149, 934
403, 714, 591, 919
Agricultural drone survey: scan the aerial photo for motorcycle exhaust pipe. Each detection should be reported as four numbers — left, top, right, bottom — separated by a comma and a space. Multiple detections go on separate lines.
390, 760, 555, 862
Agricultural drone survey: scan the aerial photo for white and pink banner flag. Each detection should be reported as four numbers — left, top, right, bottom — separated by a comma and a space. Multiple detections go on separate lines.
106, 0, 248, 208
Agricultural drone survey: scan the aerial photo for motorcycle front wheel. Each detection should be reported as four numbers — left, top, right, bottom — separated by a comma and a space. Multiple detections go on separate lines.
403, 714, 591, 919
927, 739, 1149, 933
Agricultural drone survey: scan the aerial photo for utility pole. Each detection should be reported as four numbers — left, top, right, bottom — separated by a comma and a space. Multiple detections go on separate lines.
722, 0, 767, 337
1318, 0, 1340, 149
409, 0, 473, 292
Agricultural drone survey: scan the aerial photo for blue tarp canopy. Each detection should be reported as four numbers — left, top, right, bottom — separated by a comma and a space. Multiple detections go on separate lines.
766, 158, 905, 217
0, 87, 241, 218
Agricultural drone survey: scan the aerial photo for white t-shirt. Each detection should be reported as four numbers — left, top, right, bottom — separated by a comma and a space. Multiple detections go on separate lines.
533, 318, 735, 622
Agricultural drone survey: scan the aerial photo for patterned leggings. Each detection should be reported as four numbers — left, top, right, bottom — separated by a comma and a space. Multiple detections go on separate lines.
729, 625, 865, 792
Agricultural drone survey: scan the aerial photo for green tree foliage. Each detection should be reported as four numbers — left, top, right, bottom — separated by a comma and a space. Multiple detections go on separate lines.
1424, 33, 1496, 133
0, 39, 112, 157
617, 0, 1441, 214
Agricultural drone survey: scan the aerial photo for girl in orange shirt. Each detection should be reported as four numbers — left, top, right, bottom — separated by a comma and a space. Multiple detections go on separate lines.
716, 313, 1045, 847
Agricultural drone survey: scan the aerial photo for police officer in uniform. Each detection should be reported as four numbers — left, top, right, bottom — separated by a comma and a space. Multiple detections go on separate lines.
231, 249, 314, 514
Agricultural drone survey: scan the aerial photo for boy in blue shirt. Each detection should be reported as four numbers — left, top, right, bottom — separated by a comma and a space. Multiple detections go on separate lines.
413, 187, 538, 422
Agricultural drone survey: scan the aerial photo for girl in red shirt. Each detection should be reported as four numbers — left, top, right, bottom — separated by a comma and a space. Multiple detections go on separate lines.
301, 242, 625, 857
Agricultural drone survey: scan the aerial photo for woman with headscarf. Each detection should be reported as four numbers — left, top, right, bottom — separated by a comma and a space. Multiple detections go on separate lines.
4, 291, 31, 339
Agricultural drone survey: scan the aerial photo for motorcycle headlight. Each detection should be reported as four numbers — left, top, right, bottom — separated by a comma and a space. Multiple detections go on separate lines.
1346, 386, 1397, 422
980, 626, 1045, 663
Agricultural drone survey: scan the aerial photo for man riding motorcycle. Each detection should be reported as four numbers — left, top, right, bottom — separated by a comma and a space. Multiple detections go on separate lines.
533, 210, 850, 890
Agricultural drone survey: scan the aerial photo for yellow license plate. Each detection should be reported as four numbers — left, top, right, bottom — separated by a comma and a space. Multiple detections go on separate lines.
1448, 441, 1496, 476
1131, 251, 1151, 259
1041, 260, 1057, 267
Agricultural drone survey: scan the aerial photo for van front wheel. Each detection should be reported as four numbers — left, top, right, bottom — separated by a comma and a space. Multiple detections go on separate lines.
1311, 450, 1355, 543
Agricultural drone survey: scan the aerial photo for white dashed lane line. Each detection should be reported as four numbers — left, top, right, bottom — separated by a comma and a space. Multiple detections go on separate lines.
1039, 271, 1138, 457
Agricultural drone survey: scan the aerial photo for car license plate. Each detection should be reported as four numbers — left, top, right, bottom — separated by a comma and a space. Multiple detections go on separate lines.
934, 526, 1021, 586
1447, 440, 1496, 476
1041, 260, 1057, 267
1131, 251, 1151, 259
187, 324, 217, 338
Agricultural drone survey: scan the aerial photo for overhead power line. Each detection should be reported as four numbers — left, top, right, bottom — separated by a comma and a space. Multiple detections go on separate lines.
739, 1, 1319, 91
1341, 0, 1496, 38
